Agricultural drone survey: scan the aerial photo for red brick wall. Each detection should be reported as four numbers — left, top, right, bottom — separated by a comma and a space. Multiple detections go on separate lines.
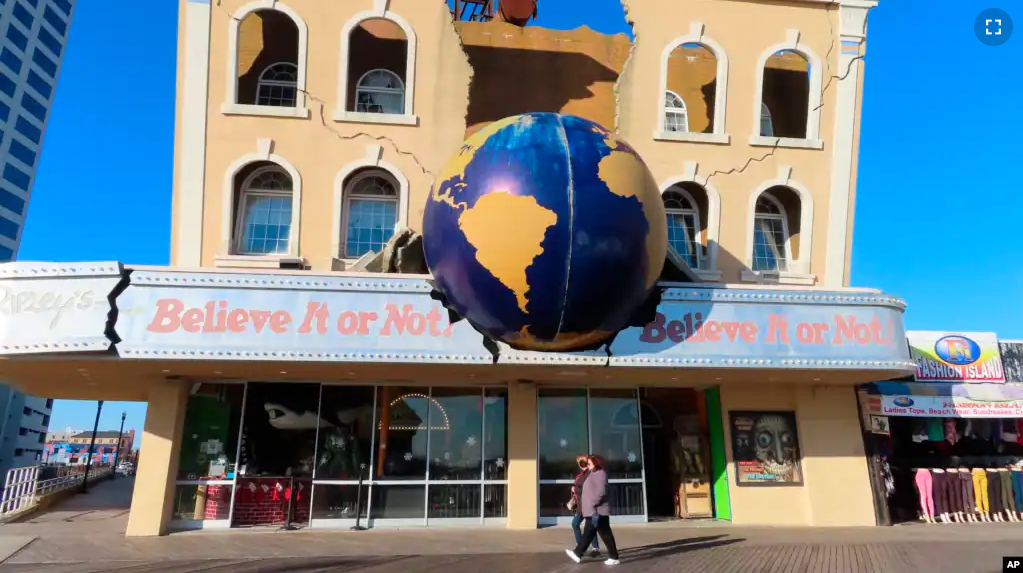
202, 485, 232, 520
232, 477, 311, 527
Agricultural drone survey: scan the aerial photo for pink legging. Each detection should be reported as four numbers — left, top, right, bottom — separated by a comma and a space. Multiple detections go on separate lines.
915, 469, 935, 517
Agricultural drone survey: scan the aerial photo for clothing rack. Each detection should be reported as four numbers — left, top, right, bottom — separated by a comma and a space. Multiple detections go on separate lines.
911, 466, 1023, 524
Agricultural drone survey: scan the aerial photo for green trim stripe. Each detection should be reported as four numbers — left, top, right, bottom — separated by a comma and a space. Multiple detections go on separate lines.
704, 387, 731, 521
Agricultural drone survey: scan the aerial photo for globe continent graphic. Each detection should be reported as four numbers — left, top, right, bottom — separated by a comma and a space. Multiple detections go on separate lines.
423, 113, 667, 352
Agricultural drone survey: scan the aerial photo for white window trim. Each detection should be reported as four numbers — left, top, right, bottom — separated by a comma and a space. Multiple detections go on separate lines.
760, 102, 774, 137
659, 164, 721, 281
221, 0, 310, 119
750, 29, 824, 150
750, 192, 791, 273
335, 3, 419, 126
217, 140, 304, 267
662, 186, 702, 269
742, 167, 816, 285
254, 61, 300, 107
332, 145, 410, 261
654, 22, 730, 145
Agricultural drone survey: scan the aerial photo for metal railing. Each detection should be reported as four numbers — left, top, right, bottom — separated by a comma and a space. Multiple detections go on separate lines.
0, 465, 113, 520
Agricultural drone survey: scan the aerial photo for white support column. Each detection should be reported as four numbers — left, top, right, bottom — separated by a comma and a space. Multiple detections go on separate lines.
823, 2, 874, 287
175, 0, 213, 267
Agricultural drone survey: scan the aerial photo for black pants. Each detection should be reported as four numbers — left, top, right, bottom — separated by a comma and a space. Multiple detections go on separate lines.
989, 471, 1003, 513
574, 515, 619, 560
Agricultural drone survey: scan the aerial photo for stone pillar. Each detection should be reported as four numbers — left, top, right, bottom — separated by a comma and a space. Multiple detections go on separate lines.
505, 380, 538, 529
125, 380, 189, 537
824, 1, 873, 287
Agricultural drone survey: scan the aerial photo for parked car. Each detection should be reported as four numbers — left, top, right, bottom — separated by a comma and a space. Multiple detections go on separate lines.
116, 463, 134, 476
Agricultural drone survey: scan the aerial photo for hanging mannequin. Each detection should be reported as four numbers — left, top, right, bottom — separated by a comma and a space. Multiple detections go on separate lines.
946, 468, 963, 522
914, 468, 936, 523
931, 468, 950, 523
987, 468, 1004, 522
998, 468, 1018, 522
960, 467, 977, 522
972, 467, 990, 522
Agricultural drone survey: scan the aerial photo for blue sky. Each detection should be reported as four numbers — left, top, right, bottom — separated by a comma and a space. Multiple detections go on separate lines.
22, 0, 1023, 441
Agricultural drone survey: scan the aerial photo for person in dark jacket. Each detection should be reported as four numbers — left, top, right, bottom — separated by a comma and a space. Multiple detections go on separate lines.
569, 455, 600, 557
566, 455, 620, 565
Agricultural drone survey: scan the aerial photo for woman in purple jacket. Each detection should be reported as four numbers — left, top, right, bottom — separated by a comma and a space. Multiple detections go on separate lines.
565, 455, 620, 565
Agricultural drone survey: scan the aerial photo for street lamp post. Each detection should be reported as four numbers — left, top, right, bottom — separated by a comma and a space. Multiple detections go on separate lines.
112, 411, 126, 477
80, 400, 103, 493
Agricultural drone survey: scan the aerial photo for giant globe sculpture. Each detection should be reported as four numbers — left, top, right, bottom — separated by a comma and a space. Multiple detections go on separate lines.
422, 113, 667, 352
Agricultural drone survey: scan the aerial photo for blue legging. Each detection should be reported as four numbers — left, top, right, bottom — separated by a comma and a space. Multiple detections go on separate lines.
1012, 471, 1023, 512
571, 513, 599, 550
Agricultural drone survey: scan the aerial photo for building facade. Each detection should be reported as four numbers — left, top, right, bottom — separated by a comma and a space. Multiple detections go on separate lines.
0, 0, 899, 537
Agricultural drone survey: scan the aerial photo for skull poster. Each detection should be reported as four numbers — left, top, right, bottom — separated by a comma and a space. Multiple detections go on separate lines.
729, 411, 803, 486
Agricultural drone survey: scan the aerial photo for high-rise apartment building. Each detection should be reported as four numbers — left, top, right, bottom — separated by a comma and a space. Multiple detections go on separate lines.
0, 0, 75, 261
0, 0, 75, 478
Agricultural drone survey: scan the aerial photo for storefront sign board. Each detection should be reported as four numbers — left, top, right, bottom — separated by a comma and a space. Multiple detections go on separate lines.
0, 262, 123, 355
907, 331, 1004, 383
114, 271, 493, 363
728, 411, 803, 486
610, 289, 912, 370
880, 394, 1023, 418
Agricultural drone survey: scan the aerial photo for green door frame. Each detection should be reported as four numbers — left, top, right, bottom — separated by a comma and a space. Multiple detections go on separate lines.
704, 387, 731, 520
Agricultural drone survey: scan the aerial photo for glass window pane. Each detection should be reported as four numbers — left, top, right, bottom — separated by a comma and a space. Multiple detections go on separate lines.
310, 484, 368, 520
428, 388, 482, 480
176, 383, 244, 480
370, 484, 425, 519
589, 389, 643, 479
537, 389, 588, 480
427, 484, 481, 518
483, 388, 507, 480
172, 484, 231, 521
239, 382, 320, 477
608, 482, 645, 516
484, 484, 507, 518
315, 386, 375, 480
373, 387, 428, 480
539, 483, 574, 517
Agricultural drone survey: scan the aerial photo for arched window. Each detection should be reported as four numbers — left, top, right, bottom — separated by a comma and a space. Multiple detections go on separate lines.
342, 170, 399, 258
355, 69, 405, 115
752, 193, 789, 271
664, 91, 689, 133
256, 62, 299, 107
663, 186, 702, 269
235, 166, 293, 255
760, 102, 774, 137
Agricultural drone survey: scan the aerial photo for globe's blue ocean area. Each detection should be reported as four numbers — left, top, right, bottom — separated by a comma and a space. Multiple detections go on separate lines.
423, 113, 661, 348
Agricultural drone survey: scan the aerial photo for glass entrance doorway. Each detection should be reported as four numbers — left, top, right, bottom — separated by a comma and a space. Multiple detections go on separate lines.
536, 387, 714, 526
640, 388, 714, 520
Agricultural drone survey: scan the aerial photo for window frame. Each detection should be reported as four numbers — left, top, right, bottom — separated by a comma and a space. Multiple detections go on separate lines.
751, 192, 791, 272
340, 169, 401, 260
760, 102, 774, 137
353, 69, 406, 116
663, 90, 689, 134
232, 165, 296, 257
255, 61, 300, 108
336, 11, 419, 126
653, 24, 731, 145
662, 185, 702, 269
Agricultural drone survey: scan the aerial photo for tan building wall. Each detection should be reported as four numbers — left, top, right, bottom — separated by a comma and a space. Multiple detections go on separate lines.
172, 0, 873, 288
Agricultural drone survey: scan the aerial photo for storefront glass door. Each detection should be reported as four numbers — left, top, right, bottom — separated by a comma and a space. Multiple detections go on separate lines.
537, 388, 647, 525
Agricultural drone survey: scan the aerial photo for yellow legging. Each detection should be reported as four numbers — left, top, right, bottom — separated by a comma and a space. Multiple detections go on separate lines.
972, 469, 989, 513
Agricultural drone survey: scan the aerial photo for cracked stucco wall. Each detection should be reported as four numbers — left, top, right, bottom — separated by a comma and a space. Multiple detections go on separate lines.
192, 0, 471, 271
615, 0, 844, 285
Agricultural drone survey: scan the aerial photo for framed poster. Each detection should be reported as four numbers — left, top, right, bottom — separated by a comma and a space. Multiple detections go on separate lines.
729, 411, 803, 486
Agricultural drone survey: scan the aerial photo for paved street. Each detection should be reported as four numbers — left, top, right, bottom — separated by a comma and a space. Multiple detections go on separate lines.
0, 478, 1020, 572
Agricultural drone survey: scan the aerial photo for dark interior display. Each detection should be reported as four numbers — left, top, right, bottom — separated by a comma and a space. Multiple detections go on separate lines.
239, 382, 321, 477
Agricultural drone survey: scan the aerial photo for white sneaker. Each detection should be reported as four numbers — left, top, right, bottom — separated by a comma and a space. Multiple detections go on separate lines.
604, 558, 620, 565
565, 549, 581, 563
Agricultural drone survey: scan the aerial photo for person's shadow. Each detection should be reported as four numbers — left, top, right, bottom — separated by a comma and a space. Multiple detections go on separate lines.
618, 534, 743, 563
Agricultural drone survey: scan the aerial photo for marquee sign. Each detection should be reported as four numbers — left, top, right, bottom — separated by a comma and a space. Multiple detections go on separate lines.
0, 262, 123, 354
608, 288, 913, 370
114, 271, 493, 364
